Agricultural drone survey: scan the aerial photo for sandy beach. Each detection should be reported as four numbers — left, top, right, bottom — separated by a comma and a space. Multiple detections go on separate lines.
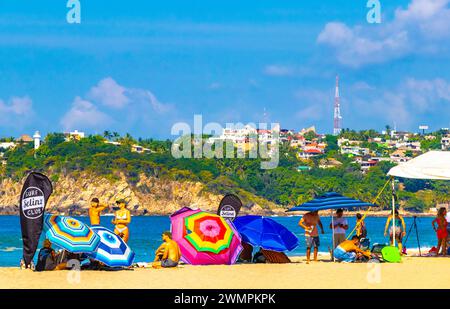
1, 255, 449, 289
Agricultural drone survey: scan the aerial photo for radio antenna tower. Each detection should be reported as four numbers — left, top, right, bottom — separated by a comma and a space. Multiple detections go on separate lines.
333, 75, 342, 136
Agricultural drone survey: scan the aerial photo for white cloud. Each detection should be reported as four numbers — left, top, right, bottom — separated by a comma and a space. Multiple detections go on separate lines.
404, 78, 450, 110
0, 96, 32, 115
294, 89, 332, 122
293, 77, 450, 130
60, 78, 174, 133
87, 77, 172, 114
355, 78, 450, 127
0, 96, 34, 128
88, 77, 130, 108
264, 65, 294, 76
317, 0, 450, 67
60, 96, 113, 131
351, 81, 375, 91
127, 88, 173, 114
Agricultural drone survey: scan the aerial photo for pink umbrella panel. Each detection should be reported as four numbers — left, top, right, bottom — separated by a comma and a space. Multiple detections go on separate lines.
170, 207, 243, 265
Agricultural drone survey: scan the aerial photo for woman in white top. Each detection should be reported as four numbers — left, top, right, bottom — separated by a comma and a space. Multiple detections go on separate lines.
330, 208, 348, 248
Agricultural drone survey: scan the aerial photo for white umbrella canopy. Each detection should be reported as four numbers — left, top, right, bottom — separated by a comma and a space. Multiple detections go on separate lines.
388, 151, 450, 180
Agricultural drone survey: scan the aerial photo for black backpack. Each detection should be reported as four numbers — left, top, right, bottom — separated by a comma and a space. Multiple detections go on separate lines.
35, 248, 53, 272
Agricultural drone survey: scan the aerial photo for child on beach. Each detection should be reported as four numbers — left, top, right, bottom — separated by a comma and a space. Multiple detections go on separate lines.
432, 207, 448, 256
355, 213, 367, 238
384, 209, 406, 253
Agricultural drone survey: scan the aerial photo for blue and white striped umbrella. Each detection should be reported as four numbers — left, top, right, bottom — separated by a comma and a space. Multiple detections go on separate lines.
287, 192, 373, 212
87, 226, 135, 267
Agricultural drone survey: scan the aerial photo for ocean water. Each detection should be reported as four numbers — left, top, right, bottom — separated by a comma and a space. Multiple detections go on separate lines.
0, 215, 438, 267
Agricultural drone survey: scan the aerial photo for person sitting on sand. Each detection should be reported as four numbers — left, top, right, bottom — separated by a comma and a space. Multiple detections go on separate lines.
112, 199, 131, 243
355, 213, 367, 238
384, 209, 406, 253
299, 210, 324, 264
35, 240, 67, 271
432, 207, 448, 256
153, 231, 181, 268
333, 236, 371, 263
88, 197, 108, 226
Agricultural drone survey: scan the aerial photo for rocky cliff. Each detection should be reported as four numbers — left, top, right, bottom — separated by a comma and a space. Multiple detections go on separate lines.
0, 173, 282, 216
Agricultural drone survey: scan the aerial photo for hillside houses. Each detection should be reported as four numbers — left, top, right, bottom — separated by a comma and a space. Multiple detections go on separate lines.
0, 142, 15, 151
442, 135, 450, 150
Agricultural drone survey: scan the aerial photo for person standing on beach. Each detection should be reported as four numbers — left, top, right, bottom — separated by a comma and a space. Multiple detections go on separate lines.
446, 209, 450, 241
330, 209, 348, 249
88, 198, 108, 226
355, 213, 367, 238
112, 199, 131, 243
432, 207, 448, 256
299, 211, 324, 264
384, 209, 406, 253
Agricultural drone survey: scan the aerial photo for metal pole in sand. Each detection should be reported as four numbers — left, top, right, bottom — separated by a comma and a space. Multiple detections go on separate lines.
391, 177, 396, 248
331, 209, 335, 262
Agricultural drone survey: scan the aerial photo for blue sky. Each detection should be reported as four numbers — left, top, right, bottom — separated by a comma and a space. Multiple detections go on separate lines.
0, 0, 449, 139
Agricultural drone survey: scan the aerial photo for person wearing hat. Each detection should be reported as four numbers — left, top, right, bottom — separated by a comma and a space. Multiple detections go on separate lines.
112, 199, 131, 243
88, 197, 108, 226
35, 240, 67, 271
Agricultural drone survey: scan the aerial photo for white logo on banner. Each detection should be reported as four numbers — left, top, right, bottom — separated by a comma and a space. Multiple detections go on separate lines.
21, 187, 45, 219
220, 205, 236, 220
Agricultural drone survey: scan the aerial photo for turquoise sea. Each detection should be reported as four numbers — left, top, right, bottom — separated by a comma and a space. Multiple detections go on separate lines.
0, 215, 437, 267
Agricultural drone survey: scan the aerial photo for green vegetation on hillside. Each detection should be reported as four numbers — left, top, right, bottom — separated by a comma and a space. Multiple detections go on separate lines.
1, 132, 448, 212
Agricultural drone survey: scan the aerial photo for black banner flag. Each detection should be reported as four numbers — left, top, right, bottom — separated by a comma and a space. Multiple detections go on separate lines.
19, 172, 53, 266
217, 194, 242, 221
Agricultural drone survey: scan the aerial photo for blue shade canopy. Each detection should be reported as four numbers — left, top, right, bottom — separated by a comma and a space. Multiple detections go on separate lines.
287, 192, 373, 212
233, 215, 298, 252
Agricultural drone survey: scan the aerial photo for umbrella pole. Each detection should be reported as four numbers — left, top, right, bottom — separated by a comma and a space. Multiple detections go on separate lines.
391, 177, 396, 248
331, 209, 335, 262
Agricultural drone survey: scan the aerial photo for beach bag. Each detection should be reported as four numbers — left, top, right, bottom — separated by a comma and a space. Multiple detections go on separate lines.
359, 238, 370, 251
371, 243, 387, 254
381, 246, 401, 263
35, 248, 54, 272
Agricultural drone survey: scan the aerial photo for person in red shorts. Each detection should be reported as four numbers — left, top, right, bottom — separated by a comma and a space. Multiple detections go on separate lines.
432, 207, 448, 256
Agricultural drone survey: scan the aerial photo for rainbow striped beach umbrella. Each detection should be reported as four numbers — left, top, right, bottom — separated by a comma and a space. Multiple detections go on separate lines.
87, 226, 135, 267
170, 207, 242, 265
44, 215, 100, 253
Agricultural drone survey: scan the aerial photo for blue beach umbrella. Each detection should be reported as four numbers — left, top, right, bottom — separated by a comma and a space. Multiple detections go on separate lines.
44, 215, 100, 253
287, 192, 373, 212
233, 215, 298, 252
87, 226, 135, 267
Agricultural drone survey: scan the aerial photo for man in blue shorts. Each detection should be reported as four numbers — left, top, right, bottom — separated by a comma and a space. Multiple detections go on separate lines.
299, 211, 324, 264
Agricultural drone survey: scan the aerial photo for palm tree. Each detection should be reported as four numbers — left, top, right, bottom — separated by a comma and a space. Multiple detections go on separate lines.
112, 132, 120, 141
385, 125, 391, 136
103, 130, 113, 141
119, 133, 136, 149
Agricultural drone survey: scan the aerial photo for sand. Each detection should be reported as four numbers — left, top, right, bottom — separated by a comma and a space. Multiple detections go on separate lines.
1, 255, 449, 289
